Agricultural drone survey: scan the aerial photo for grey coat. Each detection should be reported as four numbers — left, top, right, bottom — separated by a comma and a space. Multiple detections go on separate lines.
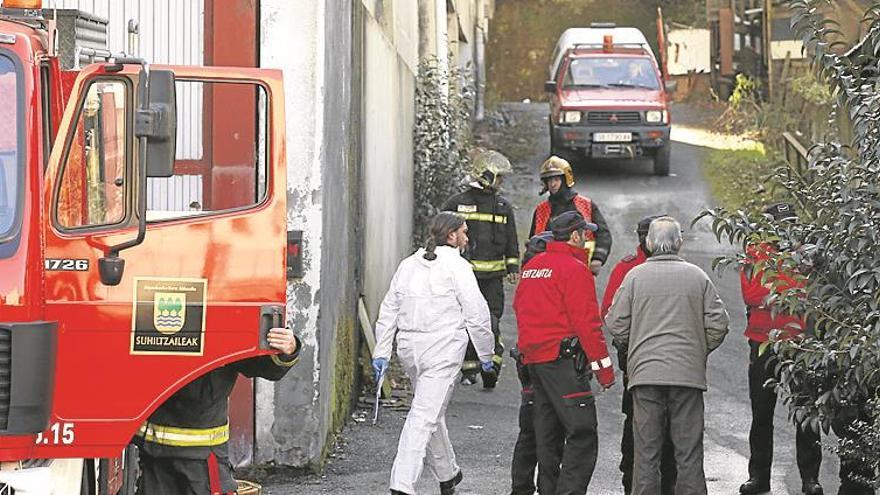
604, 254, 730, 391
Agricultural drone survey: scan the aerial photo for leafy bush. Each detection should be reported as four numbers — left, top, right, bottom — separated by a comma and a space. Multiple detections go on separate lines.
699, 0, 880, 486
412, 58, 475, 247
728, 74, 759, 109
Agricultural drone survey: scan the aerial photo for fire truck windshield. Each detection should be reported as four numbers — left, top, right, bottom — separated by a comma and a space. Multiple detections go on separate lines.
0, 53, 20, 241
563, 57, 660, 90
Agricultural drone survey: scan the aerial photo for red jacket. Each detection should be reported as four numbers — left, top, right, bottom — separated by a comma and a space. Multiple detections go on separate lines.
513, 242, 614, 386
741, 245, 805, 342
601, 246, 648, 319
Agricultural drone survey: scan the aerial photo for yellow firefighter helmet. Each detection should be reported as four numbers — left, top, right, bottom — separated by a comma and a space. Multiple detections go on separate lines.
539, 156, 575, 191
471, 149, 513, 189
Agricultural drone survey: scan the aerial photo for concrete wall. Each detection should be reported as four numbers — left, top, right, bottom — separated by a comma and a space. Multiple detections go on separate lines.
361, 0, 417, 318
258, 0, 327, 466
318, 0, 361, 461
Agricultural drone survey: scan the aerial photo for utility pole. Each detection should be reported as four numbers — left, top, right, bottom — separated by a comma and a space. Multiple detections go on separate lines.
656, 6, 668, 81
765, 0, 773, 102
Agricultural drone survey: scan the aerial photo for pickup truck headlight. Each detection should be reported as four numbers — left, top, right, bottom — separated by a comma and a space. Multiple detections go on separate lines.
562, 111, 582, 124
645, 110, 668, 124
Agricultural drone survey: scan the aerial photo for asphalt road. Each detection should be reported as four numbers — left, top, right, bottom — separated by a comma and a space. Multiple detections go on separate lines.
260, 103, 842, 494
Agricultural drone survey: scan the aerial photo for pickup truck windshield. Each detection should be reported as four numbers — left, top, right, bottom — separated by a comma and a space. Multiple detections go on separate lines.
563, 57, 660, 90
0, 53, 20, 241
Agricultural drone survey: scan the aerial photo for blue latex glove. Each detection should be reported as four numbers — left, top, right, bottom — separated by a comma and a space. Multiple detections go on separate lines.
481, 360, 495, 373
372, 358, 389, 377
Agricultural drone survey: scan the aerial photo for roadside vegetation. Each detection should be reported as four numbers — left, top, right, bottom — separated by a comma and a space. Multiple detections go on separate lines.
701, 0, 880, 486
702, 148, 785, 211
702, 65, 833, 215
412, 58, 474, 247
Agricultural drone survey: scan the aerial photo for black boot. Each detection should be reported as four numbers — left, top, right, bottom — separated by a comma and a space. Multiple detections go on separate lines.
440, 470, 463, 495
481, 367, 498, 389
802, 478, 823, 495
739, 478, 770, 494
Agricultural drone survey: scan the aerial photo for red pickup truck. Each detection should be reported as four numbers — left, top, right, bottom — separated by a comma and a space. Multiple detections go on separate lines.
546, 24, 673, 175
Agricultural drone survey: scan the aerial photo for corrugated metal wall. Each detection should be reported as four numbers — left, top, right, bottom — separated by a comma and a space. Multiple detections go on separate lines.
44, 0, 203, 64
46, 0, 204, 210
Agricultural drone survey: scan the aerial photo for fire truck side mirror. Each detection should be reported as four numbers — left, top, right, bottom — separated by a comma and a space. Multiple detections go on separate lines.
98, 257, 125, 286
664, 79, 678, 94
135, 69, 177, 178
544, 80, 557, 93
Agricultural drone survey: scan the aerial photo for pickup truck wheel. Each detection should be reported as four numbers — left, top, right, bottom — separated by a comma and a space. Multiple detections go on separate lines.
652, 145, 671, 176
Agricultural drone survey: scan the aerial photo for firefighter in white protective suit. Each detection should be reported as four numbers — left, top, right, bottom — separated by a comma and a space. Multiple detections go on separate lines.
372, 211, 496, 495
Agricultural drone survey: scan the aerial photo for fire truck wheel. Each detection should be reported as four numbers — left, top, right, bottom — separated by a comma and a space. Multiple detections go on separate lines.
652, 145, 671, 176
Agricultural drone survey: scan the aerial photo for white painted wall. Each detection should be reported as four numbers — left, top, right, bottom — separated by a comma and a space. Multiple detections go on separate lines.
258, 0, 325, 464
361, 2, 416, 320
667, 28, 711, 75
770, 40, 806, 60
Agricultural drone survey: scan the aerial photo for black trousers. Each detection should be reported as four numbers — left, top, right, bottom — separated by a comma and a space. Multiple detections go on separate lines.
619, 350, 676, 495
530, 359, 598, 495
511, 361, 545, 495
463, 276, 505, 374
632, 386, 706, 495
747, 340, 822, 484
137, 452, 237, 495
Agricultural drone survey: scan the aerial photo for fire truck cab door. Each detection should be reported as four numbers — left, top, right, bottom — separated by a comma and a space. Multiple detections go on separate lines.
40, 64, 287, 456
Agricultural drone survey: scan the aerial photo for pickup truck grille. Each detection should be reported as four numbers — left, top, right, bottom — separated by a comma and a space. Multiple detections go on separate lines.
587, 111, 642, 125
0, 328, 10, 430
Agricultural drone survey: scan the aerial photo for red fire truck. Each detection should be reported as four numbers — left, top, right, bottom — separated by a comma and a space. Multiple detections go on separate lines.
0, 0, 289, 492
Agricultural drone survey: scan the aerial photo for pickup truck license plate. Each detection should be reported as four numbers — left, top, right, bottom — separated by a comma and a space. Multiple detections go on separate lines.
594, 132, 632, 143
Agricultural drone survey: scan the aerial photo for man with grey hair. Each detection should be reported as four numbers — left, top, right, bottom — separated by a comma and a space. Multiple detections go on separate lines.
604, 216, 730, 495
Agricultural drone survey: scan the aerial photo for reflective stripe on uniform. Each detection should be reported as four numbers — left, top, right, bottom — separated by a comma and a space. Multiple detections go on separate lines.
470, 259, 507, 272
590, 356, 613, 370
585, 240, 596, 262
271, 353, 300, 368
505, 257, 520, 266
457, 212, 508, 224
138, 421, 230, 447
462, 361, 481, 371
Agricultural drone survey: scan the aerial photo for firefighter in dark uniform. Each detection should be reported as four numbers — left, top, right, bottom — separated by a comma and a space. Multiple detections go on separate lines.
442, 149, 519, 388
528, 156, 612, 275
135, 326, 301, 494
600, 214, 676, 495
